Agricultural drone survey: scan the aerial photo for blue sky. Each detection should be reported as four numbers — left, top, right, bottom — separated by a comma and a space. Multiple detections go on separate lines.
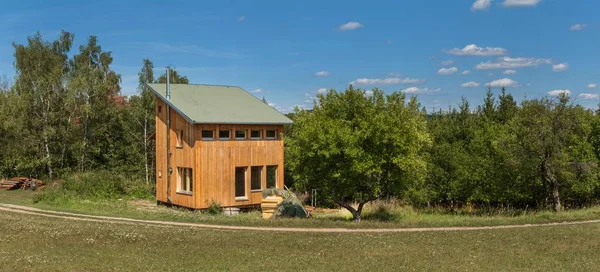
0, 0, 598, 112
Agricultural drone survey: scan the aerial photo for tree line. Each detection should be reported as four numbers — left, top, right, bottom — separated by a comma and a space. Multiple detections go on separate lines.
287, 86, 600, 220
0, 31, 186, 184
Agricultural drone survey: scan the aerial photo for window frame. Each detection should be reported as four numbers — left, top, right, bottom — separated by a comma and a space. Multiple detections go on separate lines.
219, 130, 231, 140
235, 129, 247, 140
176, 129, 184, 148
266, 165, 278, 188
265, 129, 277, 140
235, 167, 248, 200
250, 130, 262, 140
201, 130, 215, 141
250, 166, 262, 191
176, 167, 193, 195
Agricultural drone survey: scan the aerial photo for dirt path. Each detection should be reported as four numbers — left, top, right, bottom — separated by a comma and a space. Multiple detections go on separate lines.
1, 203, 599, 233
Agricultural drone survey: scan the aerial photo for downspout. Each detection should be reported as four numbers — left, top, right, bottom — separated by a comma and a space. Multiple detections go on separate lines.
166, 68, 172, 203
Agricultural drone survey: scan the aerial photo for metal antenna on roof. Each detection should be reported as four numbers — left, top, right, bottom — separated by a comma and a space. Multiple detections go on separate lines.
166, 67, 171, 100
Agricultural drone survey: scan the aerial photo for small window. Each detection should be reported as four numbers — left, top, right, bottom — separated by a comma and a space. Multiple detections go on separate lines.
177, 167, 193, 193
176, 130, 183, 148
201, 130, 214, 140
219, 130, 231, 140
267, 165, 277, 188
250, 130, 262, 140
158, 106, 162, 113
235, 167, 247, 199
235, 130, 247, 140
265, 130, 277, 139
251, 166, 262, 191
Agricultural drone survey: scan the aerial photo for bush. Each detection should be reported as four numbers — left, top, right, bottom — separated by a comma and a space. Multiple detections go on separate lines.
206, 200, 222, 215
34, 170, 153, 203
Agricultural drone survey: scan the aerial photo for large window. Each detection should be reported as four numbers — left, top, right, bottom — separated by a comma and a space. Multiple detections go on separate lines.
235, 167, 247, 199
177, 167, 193, 194
251, 166, 262, 191
219, 130, 231, 140
266, 165, 277, 188
265, 130, 277, 140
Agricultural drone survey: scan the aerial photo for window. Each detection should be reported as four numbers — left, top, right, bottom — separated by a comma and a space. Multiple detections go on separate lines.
267, 165, 277, 188
157, 105, 162, 113
265, 130, 277, 139
176, 130, 184, 148
251, 166, 262, 191
177, 167, 193, 194
201, 130, 214, 140
235, 167, 247, 199
219, 130, 231, 140
235, 130, 247, 140
250, 130, 262, 140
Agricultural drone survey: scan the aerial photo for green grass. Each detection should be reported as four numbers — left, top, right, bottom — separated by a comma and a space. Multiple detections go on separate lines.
2, 189, 600, 229
0, 210, 599, 271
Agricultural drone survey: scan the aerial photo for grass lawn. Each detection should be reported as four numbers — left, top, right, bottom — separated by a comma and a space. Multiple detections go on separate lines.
1, 189, 600, 229
0, 209, 599, 271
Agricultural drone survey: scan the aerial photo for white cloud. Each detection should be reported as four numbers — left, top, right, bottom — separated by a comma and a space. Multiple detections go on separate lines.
317, 88, 328, 94
268, 102, 276, 107
339, 21, 363, 31
476, 57, 552, 69
364, 90, 374, 97
471, 0, 492, 11
503, 69, 517, 75
579, 93, 599, 100
446, 44, 508, 56
461, 81, 481, 88
437, 67, 458, 75
314, 71, 330, 77
304, 93, 316, 103
403, 87, 441, 94
570, 24, 587, 31
589, 84, 597, 89
238, 16, 246, 22
552, 63, 568, 72
350, 77, 425, 85
252, 88, 263, 93
461, 70, 472, 75
486, 78, 520, 88
548, 89, 571, 96
441, 60, 454, 66
502, 0, 542, 7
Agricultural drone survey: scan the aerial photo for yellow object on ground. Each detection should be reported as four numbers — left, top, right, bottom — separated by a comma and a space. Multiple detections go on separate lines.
261, 196, 283, 219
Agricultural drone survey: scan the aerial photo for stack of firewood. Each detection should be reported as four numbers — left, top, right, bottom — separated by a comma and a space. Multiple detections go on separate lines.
0, 177, 43, 190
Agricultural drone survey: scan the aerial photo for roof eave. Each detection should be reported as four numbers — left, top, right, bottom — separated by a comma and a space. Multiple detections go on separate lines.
145, 83, 196, 125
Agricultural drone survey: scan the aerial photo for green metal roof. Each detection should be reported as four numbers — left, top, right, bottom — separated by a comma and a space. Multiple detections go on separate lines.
146, 83, 293, 125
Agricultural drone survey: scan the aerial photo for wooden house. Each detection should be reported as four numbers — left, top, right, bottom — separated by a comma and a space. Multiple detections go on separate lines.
147, 79, 292, 209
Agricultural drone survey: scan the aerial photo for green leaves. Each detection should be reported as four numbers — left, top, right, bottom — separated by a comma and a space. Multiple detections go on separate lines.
286, 87, 430, 219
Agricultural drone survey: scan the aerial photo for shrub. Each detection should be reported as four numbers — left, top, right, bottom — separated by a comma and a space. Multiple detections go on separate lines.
206, 200, 222, 215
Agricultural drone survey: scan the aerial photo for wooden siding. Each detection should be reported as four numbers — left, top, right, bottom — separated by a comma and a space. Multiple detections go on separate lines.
194, 124, 285, 208
156, 97, 285, 209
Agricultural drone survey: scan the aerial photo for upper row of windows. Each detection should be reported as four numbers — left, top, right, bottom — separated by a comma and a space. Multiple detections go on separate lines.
201, 129, 277, 141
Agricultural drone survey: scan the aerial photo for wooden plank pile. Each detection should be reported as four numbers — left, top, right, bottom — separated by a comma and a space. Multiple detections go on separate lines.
0, 177, 43, 190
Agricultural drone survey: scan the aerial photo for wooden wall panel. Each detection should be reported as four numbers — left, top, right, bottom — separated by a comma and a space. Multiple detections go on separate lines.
193, 124, 286, 208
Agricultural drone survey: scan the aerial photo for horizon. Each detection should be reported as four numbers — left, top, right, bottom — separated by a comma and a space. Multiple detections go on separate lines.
0, 0, 598, 113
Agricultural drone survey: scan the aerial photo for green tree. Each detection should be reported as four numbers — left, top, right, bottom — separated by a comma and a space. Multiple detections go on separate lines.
155, 66, 189, 84
286, 86, 431, 221
12, 31, 74, 179
507, 94, 594, 211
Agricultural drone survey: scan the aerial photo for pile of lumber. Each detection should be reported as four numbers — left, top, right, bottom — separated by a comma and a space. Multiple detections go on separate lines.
0, 177, 43, 190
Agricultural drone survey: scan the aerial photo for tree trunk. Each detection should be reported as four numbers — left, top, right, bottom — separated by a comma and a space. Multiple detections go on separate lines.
541, 160, 561, 212
336, 200, 368, 221
552, 181, 561, 212
144, 118, 149, 184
